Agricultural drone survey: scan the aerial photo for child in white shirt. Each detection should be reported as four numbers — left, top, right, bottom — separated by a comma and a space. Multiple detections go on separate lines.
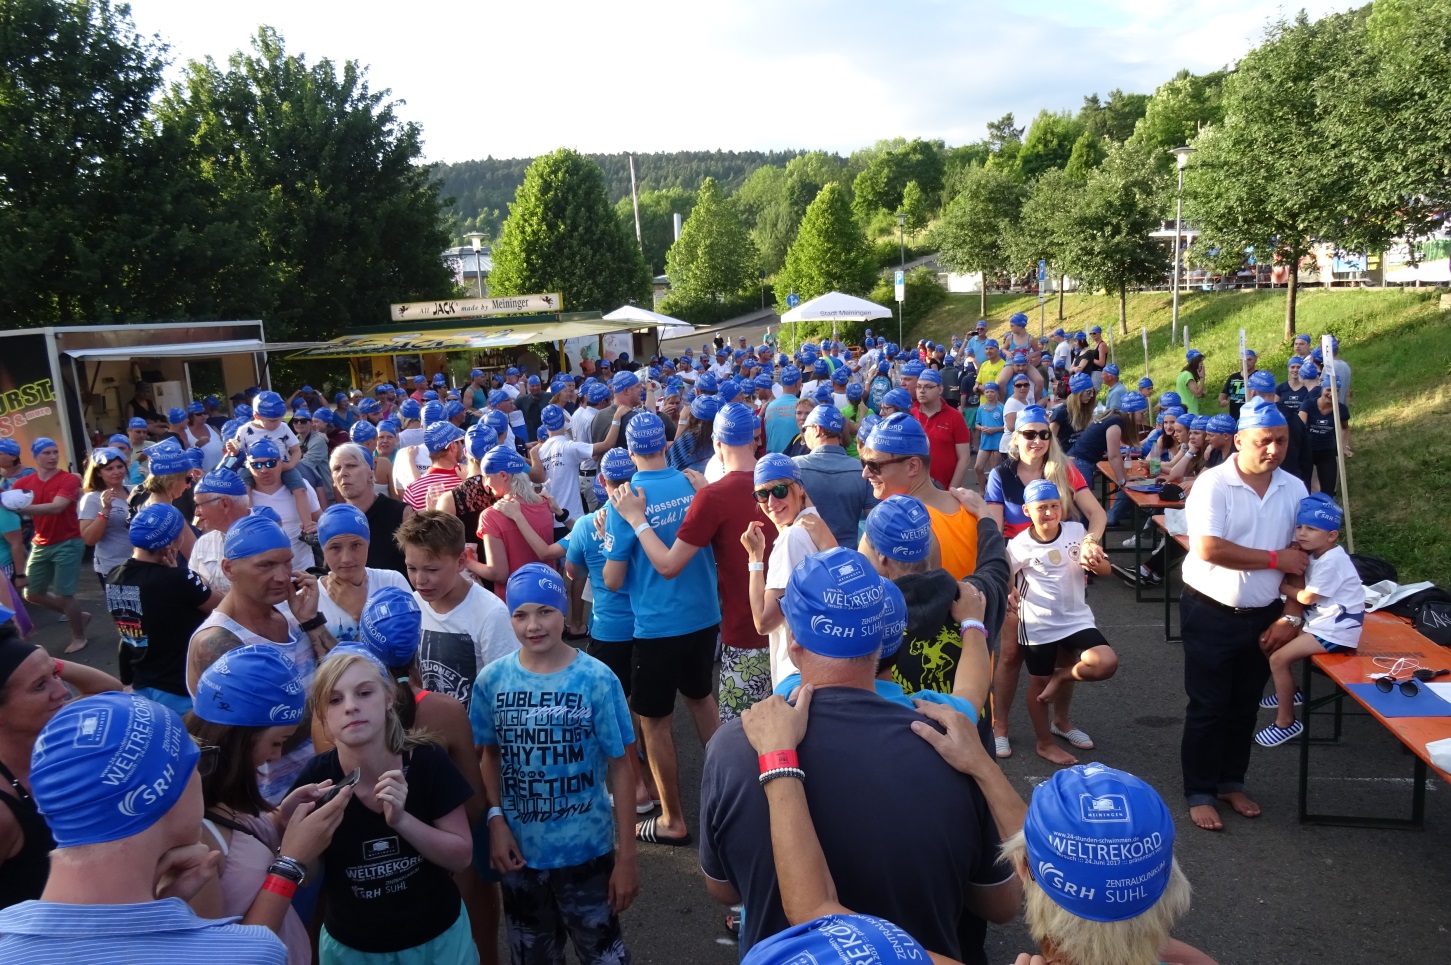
1006, 478, 1118, 767
1257, 493, 1365, 747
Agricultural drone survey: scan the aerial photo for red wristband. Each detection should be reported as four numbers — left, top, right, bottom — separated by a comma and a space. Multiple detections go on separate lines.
1267, 549, 1279, 571
54, 659, 63, 676
758, 750, 799, 773
262, 874, 298, 900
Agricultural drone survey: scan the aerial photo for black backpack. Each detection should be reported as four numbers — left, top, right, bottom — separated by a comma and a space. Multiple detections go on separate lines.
1350, 553, 1398, 587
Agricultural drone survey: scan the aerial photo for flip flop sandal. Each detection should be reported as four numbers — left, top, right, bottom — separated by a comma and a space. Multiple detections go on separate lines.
1254, 720, 1303, 747
994, 736, 1012, 759
1050, 724, 1095, 750
635, 814, 691, 847
724, 905, 743, 935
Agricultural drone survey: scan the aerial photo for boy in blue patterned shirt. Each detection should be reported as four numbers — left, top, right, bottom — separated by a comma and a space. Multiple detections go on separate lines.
473, 564, 639, 964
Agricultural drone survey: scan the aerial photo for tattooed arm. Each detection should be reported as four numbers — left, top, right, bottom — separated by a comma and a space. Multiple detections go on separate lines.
185, 624, 243, 697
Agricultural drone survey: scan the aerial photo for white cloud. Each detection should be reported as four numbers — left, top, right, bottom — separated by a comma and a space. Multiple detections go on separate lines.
123, 0, 1359, 162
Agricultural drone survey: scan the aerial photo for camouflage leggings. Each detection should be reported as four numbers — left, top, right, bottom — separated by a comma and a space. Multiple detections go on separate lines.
501, 852, 629, 965
717, 646, 773, 721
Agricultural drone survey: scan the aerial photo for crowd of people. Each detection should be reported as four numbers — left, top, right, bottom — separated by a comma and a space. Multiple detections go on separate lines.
0, 317, 1360, 965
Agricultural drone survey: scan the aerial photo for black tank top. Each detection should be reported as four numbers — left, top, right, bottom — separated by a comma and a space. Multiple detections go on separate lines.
0, 758, 53, 909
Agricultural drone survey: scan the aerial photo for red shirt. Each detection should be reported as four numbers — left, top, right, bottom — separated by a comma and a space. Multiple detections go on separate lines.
478, 499, 556, 600
14, 470, 82, 545
911, 403, 972, 489
402, 466, 461, 510
677, 470, 777, 650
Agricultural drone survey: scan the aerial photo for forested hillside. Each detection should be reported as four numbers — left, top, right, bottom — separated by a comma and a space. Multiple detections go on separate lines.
437, 150, 807, 239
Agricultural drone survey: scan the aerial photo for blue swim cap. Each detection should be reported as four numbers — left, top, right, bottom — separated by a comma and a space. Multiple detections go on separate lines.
881, 388, 913, 411
1237, 396, 1286, 430
1023, 763, 1175, 923
166, 407, 186, 425
779, 548, 887, 659
846, 382, 864, 402
318, 503, 370, 548
399, 399, 421, 421
901, 360, 924, 377
421, 401, 444, 426
779, 366, 802, 387
754, 452, 802, 487
89, 446, 125, 467
1120, 392, 1148, 414
1023, 478, 1061, 505
1206, 414, 1236, 435
146, 444, 192, 476
424, 421, 464, 453
443, 400, 466, 421
864, 412, 929, 456
598, 447, 636, 482
805, 404, 844, 435
1297, 492, 1343, 531
540, 405, 567, 431
506, 562, 568, 614
1158, 391, 1182, 409
865, 495, 931, 563
1069, 373, 1094, 394
1138, 377, 1154, 391
482, 444, 529, 476
918, 368, 943, 386
878, 581, 908, 660
1247, 370, 1276, 394
713, 402, 756, 447
483, 410, 510, 438
127, 417, 148, 431
196, 468, 247, 497
690, 394, 721, 423
32, 694, 201, 849
358, 398, 381, 415
129, 503, 185, 550
719, 379, 742, 404
610, 370, 640, 393
359, 586, 423, 668
223, 511, 292, 561
1016, 405, 1050, 427
350, 421, 377, 445
30, 437, 57, 459
194, 644, 307, 727
625, 412, 667, 455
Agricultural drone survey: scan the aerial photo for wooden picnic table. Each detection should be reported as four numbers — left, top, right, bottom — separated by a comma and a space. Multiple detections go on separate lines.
1299, 611, 1451, 829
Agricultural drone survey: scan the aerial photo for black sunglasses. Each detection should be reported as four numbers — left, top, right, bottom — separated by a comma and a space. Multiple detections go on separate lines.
1018, 429, 1052, 441
248, 459, 280, 470
862, 456, 912, 475
752, 483, 794, 503
1376, 668, 1449, 695
197, 744, 221, 778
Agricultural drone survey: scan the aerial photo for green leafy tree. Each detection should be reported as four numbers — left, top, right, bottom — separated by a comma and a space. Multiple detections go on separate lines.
1078, 89, 1150, 144
1016, 110, 1084, 180
0, 0, 174, 325
490, 148, 649, 312
614, 187, 695, 276
1185, 11, 1361, 338
930, 165, 1024, 318
739, 153, 845, 274
1056, 143, 1170, 334
1064, 131, 1107, 179
158, 27, 453, 339
1005, 168, 1079, 319
663, 178, 757, 309
851, 139, 944, 221
1130, 69, 1226, 171
773, 182, 875, 309
900, 181, 929, 232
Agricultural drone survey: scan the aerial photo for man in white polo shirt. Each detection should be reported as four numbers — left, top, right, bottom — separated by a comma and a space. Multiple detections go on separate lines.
1179, 397, 1309, 832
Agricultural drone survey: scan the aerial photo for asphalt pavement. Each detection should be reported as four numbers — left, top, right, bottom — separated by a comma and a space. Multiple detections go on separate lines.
32, 554, 1451, 964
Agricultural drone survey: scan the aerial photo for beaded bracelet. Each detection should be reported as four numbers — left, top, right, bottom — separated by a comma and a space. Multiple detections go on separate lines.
758, 767, 806, 786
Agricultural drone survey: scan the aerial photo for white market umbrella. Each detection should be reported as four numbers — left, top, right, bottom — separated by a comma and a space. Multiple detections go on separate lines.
603, 305, 697, 340
779, 291, 893, 347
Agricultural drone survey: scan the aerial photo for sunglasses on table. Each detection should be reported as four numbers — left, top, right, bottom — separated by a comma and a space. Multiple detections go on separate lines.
248, 459, 280, 470
1375, 667, 1449, 695
752, 483, 795, 503
1018, 430, 1052, 441
862, 456, 912, 476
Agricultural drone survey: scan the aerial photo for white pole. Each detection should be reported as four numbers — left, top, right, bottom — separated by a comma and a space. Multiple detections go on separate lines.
1321, 335, 1354, 552
1238, 329, 1249, 395
628, 154, 643, 252
1141, 327, 1149, 378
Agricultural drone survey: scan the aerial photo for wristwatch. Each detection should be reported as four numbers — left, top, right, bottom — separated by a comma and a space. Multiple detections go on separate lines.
1279, 614, 1304, 629
298, 613, 327, 633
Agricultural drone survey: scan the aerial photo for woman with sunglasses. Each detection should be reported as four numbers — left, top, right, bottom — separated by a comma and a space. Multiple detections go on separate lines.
130, 442, 200, 561
77, 447, 133, 595
186, 644, 351, 964
1051, 374, 1098, 453
0, 618, 123, 909
984, 407, 1106, 760
742, 453, 833, 688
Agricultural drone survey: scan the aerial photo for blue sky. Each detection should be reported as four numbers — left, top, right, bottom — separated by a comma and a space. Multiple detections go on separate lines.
125, 0, 1355, 163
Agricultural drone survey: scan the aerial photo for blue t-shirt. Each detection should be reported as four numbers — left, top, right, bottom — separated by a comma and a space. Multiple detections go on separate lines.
0, 505, 18, 568
470, 650, 634, 870
772, 674, 978, 723
564, 514, 633, 643
1103, 381, 1126, 413
976, 403, 1005, 451
763, 393, 800, 453
604, 467, 720, 638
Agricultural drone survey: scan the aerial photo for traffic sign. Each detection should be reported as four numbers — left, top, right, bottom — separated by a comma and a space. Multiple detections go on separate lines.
786, 292, 800, 308
894, 270, 905, 303
1037, 259, 1046, 282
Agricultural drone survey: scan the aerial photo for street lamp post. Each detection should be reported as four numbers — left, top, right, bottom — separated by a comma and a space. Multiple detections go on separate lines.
1168, 146, 1195, 347
464, 232, 486, 299
895, 211, 906, 347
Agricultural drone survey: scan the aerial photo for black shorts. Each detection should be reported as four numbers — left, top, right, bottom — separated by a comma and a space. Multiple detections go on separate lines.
586, 637, 634, 698
1024, 627, 1110, 677
630, 624, 719, 718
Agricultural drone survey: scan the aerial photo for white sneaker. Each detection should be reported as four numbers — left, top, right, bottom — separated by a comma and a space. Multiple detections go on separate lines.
1121, 536, 1139, 548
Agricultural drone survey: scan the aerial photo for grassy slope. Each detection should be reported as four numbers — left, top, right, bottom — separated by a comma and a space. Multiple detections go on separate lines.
910, 287, 1451, 586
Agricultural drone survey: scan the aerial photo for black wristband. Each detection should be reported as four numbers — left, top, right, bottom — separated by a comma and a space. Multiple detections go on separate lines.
298, 614, 326, 633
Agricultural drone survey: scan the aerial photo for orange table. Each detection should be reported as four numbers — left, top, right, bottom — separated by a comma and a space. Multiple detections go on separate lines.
1299, 611, 1451, 828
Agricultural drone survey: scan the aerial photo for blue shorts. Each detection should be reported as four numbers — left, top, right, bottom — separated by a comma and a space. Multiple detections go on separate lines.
1315, 636, 1354, 654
